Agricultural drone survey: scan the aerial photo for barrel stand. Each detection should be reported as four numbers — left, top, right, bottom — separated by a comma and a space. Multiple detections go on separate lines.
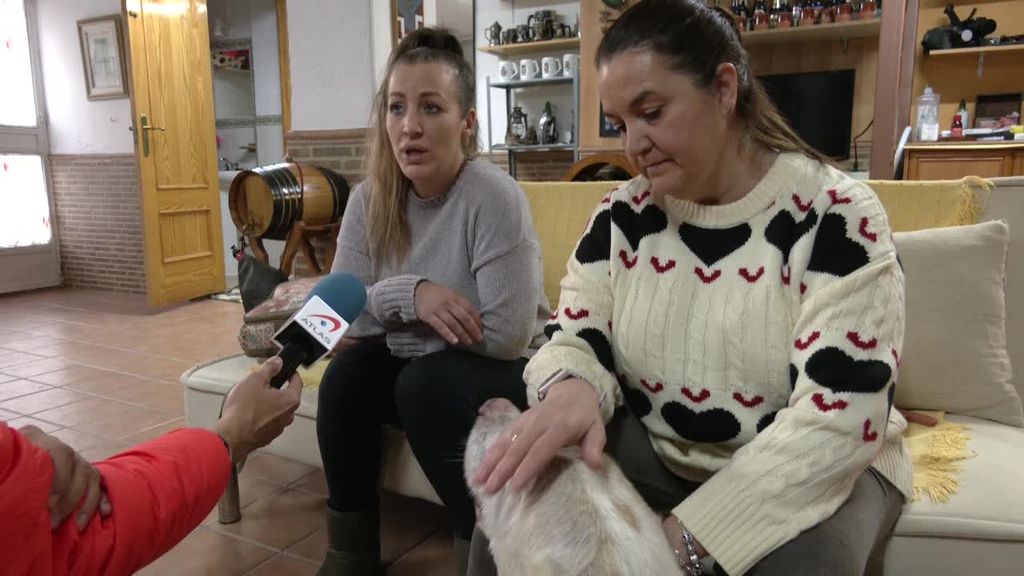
278, 220, 341, 277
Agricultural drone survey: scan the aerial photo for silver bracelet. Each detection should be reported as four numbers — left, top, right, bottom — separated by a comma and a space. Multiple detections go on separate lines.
672, 519, 703, 576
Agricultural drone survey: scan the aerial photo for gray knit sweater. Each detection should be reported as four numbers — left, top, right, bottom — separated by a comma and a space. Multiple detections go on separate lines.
330, 159, 551, 360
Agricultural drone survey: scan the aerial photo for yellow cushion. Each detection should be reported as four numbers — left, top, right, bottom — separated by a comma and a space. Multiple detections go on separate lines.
520, 181, 623, 307
866, 177, 989, 232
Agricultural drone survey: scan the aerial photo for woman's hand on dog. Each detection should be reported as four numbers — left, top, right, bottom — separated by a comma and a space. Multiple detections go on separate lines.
472, 377, 605, 493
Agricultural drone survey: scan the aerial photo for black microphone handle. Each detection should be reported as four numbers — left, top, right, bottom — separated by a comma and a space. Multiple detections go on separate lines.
269, 339, 309, 389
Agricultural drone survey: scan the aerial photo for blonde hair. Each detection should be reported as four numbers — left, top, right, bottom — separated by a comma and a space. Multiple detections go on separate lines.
365, 28, 478, 267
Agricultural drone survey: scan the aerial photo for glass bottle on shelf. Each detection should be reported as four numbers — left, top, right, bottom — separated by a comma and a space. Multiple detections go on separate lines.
737, 0, 752, 31
507, 106, 528, 145
836, 0, 853, 21
951, 113, 964, 140
776, 0, 794, 27
753, 0, 770, 30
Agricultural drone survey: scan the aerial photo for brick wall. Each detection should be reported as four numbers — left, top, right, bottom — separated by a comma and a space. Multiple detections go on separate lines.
49, 155, 147, 294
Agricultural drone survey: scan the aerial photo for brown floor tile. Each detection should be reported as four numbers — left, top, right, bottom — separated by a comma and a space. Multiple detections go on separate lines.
120, 417, 186, 445
209, 488, 325, 550
0, 329, 36, 346
385, 531, 456, 576
74, 406, 179, 441
135, 527, 276, 576
202, 475, 288, 526
241, 452, 318, 486
30, 365, 121, 387
0, 350, 46, 368
0, 357, 74, 379
290, 470, 328, 497
0, 379, 52, 402
0, 335, 64, 356
6, 416, 62, 433
49, 428, 109, 452
32, 396, 137, 429
283, 505, 444, 566
0, 387, 90, 416
80, 439, 132, 462
247, 554, 318, 576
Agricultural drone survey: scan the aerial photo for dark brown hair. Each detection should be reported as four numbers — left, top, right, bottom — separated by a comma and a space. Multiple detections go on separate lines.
597, 0, 830, 164
365, 28, 477, 266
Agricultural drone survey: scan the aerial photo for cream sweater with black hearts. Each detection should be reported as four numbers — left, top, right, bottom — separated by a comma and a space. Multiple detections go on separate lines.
524, 152, 913, 576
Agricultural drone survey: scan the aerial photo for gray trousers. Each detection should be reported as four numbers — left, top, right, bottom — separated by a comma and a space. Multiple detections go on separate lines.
468, 406, 904, 576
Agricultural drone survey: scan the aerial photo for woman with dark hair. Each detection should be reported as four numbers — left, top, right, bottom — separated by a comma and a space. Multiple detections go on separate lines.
315, 28, 550, 576
473, 1, 910, 574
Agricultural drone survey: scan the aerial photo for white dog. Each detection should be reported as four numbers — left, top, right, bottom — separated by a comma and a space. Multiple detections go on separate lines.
464, 398, 680, 575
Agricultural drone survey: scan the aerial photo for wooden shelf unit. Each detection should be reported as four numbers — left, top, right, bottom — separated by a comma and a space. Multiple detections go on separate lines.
925, 43, 1024, 57
742, 19, 881, 46
479, 38, 580, 58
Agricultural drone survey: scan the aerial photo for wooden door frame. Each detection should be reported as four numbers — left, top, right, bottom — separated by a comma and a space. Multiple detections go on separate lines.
276, 0, 291, 136
870, 0, 920, 179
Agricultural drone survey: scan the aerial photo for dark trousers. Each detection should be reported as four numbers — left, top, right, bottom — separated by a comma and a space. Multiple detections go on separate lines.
469, 405, 905, 576
316, 340, 528, 540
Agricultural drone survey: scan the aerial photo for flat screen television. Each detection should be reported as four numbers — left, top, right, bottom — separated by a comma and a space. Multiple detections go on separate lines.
757, 69, 856, 161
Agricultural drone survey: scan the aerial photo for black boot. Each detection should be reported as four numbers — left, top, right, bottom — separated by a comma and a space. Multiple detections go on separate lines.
454, 536, 471, 576
316, 508, 382, 576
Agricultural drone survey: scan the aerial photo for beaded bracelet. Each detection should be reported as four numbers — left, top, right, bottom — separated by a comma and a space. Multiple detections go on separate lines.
672, 519, 703, 576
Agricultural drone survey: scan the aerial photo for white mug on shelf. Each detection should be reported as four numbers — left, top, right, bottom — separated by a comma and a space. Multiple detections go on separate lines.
498, 60, 519, 82
562, 54, 580, 78
519, 58, 540, 80
541, 56, 562, 79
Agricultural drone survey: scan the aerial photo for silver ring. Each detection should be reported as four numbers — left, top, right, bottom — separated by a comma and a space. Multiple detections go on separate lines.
510, 433, 519, 444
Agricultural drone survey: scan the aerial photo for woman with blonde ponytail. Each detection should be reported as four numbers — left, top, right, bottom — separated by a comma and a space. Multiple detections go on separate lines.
315, 28, 550, 576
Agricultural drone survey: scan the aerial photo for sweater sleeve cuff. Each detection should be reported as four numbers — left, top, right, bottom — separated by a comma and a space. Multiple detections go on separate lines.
523, 347, 621, 423
672, 476, 791, 576
369, 274, 424, 324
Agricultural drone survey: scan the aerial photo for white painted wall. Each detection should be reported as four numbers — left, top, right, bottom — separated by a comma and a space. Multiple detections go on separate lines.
36, 0, 134, 154
475, 0, 578, 151
287, 0, 375, 131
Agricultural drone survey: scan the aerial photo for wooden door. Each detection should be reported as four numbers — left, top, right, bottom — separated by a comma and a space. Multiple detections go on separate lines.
124, 0, 224, 306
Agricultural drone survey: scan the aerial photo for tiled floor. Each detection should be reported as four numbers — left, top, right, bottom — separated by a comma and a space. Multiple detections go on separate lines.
0, 288, 455, 575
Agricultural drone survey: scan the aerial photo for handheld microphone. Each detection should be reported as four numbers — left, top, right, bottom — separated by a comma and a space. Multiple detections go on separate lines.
268, 273, 367, 389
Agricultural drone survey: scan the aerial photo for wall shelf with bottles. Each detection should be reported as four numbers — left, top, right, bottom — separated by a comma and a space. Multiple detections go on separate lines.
479, 38, 580, 58
742, 18, 881, 47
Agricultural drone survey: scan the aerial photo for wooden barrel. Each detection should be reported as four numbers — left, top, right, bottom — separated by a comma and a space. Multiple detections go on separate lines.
228, 162, 350, 240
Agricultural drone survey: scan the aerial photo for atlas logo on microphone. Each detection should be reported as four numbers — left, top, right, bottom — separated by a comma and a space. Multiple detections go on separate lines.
281, 295, 350, 354
306, 314, 343, 333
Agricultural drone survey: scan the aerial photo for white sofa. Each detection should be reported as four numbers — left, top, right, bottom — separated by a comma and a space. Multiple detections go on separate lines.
183, 177, 1024, 575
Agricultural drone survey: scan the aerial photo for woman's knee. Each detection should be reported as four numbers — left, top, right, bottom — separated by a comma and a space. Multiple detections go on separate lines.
317, 343, 381, 417
393, 349, 470, 414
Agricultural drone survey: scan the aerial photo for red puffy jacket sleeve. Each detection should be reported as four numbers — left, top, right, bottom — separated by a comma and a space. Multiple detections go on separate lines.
0, 422, 231, 576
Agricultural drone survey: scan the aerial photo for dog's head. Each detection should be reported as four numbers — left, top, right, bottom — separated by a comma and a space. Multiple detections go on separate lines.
464, 398, 521, 498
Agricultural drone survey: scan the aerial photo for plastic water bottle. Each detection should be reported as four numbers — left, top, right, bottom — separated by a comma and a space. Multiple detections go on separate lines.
916, 86, 940, 142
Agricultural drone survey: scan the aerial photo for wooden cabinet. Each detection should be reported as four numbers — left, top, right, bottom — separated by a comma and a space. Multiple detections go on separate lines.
905, 143, 1024, 180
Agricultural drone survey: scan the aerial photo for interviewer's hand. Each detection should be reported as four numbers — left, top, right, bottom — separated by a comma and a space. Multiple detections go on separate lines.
214, 356, 303, 464
414, 281, 484, 346
472, 377, 604, 493
18, 425, 112, 532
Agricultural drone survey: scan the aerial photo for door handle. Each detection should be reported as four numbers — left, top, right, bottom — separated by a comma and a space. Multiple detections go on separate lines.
138, 114, 165, 157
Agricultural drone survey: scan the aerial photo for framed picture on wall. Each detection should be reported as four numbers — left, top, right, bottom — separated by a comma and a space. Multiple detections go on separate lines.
77, 14, 128, 100
392, 0, 424, 47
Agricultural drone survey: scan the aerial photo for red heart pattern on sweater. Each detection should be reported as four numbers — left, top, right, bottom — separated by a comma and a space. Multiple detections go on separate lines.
827, 189, 852, 205
739, 266, 764, 283
619, 249, 638, 269
632, 190, 651, 205
862, 419, 878, 442
694, 267, 721, 283
564, 307, 589, 320
846, 331, 878, 350
812, 392, 848, 412
682, 387, 711, 404
859, 217, 878, 242
795, 330, 821, 350
640, 379, 664, 393
651, 257, 676, 273
733, 392, 765, 408
792, 193, 813, 213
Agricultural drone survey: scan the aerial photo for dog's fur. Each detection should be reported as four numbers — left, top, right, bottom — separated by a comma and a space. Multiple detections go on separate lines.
465, 398, 679, 575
